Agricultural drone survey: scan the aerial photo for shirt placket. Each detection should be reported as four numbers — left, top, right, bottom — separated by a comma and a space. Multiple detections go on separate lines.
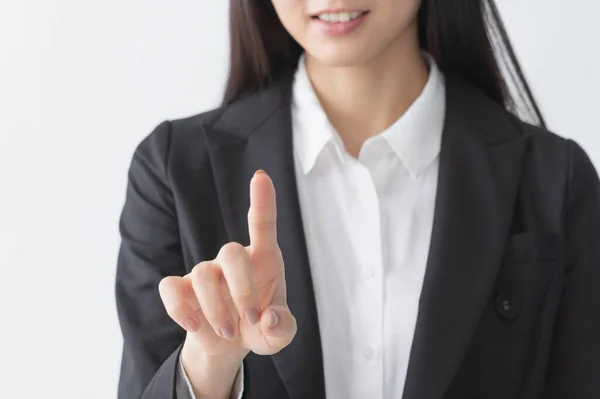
349, 159, 384, 399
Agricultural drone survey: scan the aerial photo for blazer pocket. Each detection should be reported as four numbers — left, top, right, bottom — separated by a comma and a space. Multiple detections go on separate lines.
503, 231, 561, 264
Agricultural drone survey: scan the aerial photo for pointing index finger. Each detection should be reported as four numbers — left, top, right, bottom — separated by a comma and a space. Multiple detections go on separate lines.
248, 170, 278, 252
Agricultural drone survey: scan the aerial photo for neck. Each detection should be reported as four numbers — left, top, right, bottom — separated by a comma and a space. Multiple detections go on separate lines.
305, 27, 429, 157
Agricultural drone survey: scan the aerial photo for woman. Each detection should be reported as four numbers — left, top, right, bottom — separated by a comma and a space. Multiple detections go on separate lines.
116, 1, 600, 398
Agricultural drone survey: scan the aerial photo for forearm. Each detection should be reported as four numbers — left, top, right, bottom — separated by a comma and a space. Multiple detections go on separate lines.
180, 340, 248, 399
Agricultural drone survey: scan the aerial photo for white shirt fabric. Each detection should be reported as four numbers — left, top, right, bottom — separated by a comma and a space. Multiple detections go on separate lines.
293, 53, 445, 398
177, 356, 243, 399
177, 53, 446, 398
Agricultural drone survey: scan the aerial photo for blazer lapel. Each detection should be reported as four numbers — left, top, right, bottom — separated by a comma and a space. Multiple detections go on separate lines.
402, 77, 529, 398
202, 78, 326, 399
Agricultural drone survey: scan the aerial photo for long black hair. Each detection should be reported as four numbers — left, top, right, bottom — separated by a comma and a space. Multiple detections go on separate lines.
224, 0, 546, 128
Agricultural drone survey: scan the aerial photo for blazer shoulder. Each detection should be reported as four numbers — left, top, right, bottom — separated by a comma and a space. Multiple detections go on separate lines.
510, 116, 567, 147
140, 81, 289, 157
136, 66, 294, 159
133, 85, 286, 184
514, 119, 593, 169
511, 118, 596, 179
130, 107, 224, 179
508, 116, 598, 208
507, 116, 574, 166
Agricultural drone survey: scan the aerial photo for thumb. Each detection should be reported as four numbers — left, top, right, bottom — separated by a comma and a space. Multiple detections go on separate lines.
257, 304, 297, 354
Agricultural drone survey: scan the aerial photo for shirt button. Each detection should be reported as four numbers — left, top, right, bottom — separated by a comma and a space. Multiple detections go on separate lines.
363, 347, 375, 360
364, 268, 375, 279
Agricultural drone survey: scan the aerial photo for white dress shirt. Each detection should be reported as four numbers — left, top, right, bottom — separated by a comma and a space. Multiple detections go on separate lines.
177, 53, 446, 398
293, 53, 445, 398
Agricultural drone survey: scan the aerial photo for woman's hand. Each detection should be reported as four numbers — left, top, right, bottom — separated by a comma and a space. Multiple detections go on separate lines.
158, 170, 296, 397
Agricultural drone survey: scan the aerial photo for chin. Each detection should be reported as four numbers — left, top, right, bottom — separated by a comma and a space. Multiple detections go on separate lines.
306, 44, 377, 68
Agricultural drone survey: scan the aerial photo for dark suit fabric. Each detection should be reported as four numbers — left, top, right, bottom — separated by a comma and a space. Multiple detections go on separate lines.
116, 74, 600, 399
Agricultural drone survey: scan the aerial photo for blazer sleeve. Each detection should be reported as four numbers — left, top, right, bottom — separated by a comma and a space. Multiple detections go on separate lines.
543, 140, 600, 397
116, 121, 186, 398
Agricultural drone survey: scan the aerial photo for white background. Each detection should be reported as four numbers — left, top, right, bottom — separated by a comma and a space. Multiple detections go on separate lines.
1, 1, 598, 398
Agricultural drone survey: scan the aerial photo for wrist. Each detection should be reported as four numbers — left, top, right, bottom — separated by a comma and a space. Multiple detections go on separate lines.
181, 339, 248, 398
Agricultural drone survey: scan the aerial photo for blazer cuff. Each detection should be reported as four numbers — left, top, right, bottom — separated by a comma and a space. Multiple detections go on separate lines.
141, 345, 182, 399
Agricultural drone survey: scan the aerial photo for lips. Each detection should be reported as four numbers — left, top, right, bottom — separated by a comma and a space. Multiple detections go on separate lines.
311, 10, 368, 23
310, 10, 370, 37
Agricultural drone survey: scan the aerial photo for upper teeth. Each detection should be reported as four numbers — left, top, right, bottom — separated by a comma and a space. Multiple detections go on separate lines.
318, 11, 364, 23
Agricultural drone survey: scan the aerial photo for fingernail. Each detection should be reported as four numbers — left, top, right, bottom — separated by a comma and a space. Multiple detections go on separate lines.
254, 169, 266, 176
220, 324, 235, 340
184, 318, 199, 332
268, 310, 279, 328
244, 309, 260, 325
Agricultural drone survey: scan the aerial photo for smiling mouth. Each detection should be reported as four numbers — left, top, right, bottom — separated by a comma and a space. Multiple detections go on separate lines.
310, 10, 369, 23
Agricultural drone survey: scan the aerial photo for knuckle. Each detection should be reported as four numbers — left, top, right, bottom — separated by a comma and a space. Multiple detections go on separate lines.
158, 276, 179, 297
158, 275, 174, 290
190, 261, 214, 282
219, 242, 250, 263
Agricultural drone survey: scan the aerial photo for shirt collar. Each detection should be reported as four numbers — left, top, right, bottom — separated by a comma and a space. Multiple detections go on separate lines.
292, 55, 337, 175
292, 52, 446, 178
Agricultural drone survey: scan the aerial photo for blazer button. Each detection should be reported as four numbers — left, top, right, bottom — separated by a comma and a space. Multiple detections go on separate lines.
495, 293, 521, 320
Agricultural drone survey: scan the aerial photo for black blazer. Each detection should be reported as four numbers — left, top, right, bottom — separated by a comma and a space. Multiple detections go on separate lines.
116, 73, 600, 399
